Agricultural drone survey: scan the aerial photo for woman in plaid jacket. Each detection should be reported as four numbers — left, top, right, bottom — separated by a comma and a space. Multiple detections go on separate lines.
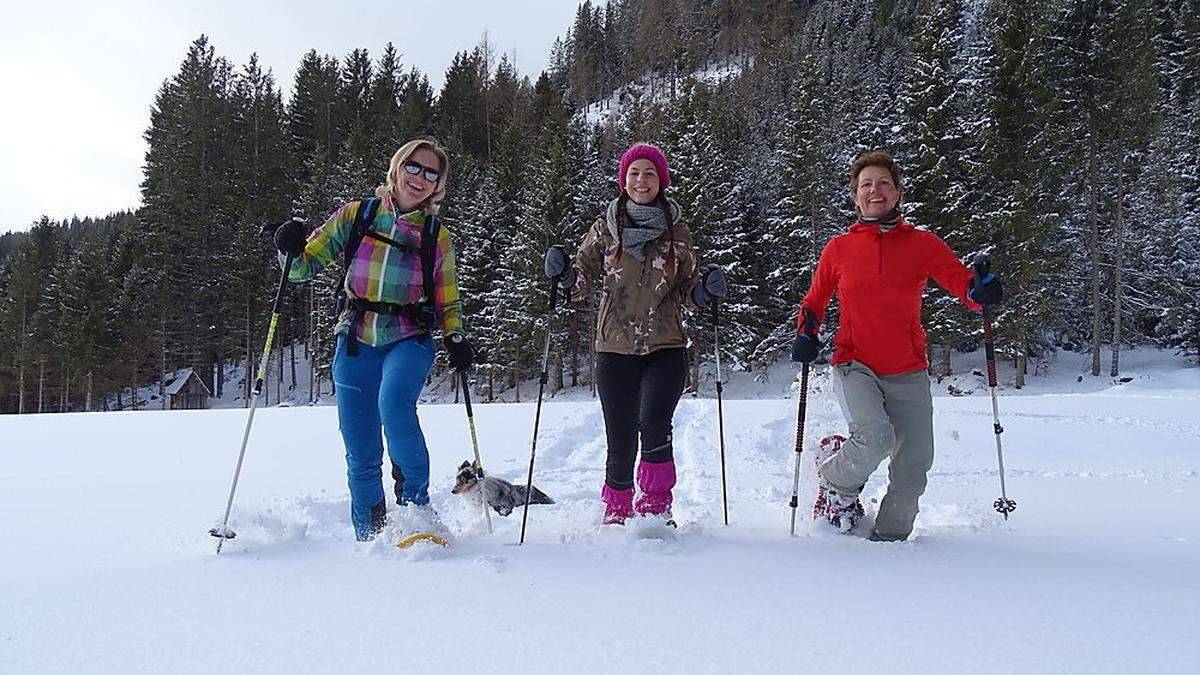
273, 138, 473, 541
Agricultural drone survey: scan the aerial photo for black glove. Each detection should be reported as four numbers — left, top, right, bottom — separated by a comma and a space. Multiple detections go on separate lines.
544, 245, 577, 290
691, 266, 728, 307
274, 217, 308, 256
969, 255, 1003, 305
791, 308, 820, 363
445, 333, 474, 370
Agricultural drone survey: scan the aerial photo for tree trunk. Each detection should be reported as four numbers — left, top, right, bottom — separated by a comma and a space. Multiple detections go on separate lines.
277, 325, 284, 402
86, 371, 93, 412
940, 343, 952, 377
590, 340, 597, 398
38, 360, 45, 413
569, 322, 580, 387
554, 353, 564, 393
18, 306, 27, 413
160, 313, 168, 410
1110, 166, 1125, 378
264, 352, 270, 406
290, 339, 297, 392
690, 351, 700, 398
1089, 131, 1101, 376
246, 289, 253, 406
1014, 354, 1026, 389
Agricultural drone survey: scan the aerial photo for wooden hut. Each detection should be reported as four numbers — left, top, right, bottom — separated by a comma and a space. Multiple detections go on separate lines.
164, 368, 211, 410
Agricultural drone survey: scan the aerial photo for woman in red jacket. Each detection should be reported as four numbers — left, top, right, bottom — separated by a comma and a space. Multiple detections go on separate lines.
792, 150, 1002, 541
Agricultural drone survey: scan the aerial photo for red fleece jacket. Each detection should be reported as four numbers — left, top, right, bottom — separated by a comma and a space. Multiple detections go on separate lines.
799, 219, 981, 375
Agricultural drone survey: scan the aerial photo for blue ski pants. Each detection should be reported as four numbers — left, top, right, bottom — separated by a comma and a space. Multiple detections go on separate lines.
332, 332, 435, 538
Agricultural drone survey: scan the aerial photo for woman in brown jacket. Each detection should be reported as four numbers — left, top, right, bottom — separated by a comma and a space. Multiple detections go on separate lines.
544, 143, 726, 526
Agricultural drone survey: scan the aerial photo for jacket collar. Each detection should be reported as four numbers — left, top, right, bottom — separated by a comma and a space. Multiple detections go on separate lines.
384, 193, 426, 226
848, 216, 912, 234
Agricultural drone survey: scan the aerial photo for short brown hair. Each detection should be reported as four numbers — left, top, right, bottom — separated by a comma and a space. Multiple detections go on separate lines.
849, 150, 902, 196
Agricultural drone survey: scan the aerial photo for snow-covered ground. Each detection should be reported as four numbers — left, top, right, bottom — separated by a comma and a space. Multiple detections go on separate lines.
2, 349, 1197, 674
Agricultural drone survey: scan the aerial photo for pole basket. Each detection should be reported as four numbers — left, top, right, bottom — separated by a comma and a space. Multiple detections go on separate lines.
993, 497, 1017, 516
209, 525, 236, 539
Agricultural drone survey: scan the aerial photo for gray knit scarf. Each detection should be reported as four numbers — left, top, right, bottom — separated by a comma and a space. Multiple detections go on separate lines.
605, 197, 681, 262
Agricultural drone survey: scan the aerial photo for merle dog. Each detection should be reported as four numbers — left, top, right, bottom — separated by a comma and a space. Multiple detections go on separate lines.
451, 460, 554, 516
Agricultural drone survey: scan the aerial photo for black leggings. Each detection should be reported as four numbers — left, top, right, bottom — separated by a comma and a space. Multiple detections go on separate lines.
595, 348, 688, 490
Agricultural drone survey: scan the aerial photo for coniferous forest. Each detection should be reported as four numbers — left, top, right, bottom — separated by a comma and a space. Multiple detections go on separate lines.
1, 0, 1197, 414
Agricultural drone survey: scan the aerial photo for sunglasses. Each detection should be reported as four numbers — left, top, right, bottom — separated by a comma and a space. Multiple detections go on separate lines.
403, 160, 441, 184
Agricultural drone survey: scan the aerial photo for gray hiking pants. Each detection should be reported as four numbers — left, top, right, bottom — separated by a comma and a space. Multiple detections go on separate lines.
820, 360, 935, 541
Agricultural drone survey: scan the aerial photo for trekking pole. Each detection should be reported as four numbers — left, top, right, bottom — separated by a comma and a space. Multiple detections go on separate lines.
459, 368, 493, 534
712, 301, 729, 525
210, 252, 296, 553
974, 254, 1016, 519
519, 278, 560, 545
788, 362, 811, 536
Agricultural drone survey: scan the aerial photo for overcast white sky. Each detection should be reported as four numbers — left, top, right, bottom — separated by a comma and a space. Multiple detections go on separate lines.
0, 0, 580, 233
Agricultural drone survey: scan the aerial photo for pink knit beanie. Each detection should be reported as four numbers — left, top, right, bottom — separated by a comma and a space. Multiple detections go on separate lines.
618, 144, 671, 190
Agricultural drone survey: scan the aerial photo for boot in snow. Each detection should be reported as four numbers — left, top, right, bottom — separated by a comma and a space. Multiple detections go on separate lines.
391, 463, 405, 506
394, 502, 450, 548
602, 485, 635, 525
813, 435, 865, 533
399, 502, 447, 536
634, 459, 676, 518
356, 499, 389, 542
814, 485, 865, 533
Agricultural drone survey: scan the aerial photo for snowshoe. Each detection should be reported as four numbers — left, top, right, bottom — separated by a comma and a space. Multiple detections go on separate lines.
814, 485, 865, 533
393, 503, 451, 549
630, 510, 678, 540
812, 434, 865, 533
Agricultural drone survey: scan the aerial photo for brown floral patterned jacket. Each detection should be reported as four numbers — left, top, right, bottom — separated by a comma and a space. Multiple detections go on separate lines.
571, 214, 702, 355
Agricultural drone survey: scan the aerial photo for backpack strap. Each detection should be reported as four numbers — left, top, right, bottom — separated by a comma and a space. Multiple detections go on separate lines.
339, 198, 381, 357
418, 214, 441, 329
342, 197, 381, 280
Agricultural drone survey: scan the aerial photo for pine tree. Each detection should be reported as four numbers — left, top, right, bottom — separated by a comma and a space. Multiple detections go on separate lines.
767, 48, 846, 365
287, 50, 345, 188
1100, 0, 1162, 376
971, 0, 1068, 386
0, 221, 60, 412
435, 49, 488, 160
367, 44, 404, 173
140, 35, 241, 394
397, 69, 436, 140
341, 48, 375, 172
53, 229, 117, 410
900, 0, 979, 375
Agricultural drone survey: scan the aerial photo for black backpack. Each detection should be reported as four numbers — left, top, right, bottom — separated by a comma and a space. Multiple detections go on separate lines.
336, 197, 441, 356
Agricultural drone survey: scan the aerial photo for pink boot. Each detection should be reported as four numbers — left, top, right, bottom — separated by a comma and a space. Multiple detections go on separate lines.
601, 485, 635, 525
634, 460, 676, 516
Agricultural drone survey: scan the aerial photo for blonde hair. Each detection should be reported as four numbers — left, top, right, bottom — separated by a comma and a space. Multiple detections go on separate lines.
375, 137, 451, 215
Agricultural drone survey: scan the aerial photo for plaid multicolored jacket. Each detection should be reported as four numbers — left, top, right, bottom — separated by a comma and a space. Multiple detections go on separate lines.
282, 195, 465, 347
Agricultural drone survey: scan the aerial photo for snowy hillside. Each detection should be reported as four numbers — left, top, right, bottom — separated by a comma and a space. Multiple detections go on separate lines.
1, 350, 1197, 674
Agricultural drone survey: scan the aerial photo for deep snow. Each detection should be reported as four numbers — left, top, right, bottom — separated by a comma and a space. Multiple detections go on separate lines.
2, 349, 1197, 674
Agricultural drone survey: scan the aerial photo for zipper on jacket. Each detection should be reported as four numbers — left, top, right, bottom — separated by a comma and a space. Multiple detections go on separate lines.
877, 230, 884, 274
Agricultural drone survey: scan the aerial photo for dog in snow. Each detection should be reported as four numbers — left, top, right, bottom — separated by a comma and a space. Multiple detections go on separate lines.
451, 460, 554, 516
